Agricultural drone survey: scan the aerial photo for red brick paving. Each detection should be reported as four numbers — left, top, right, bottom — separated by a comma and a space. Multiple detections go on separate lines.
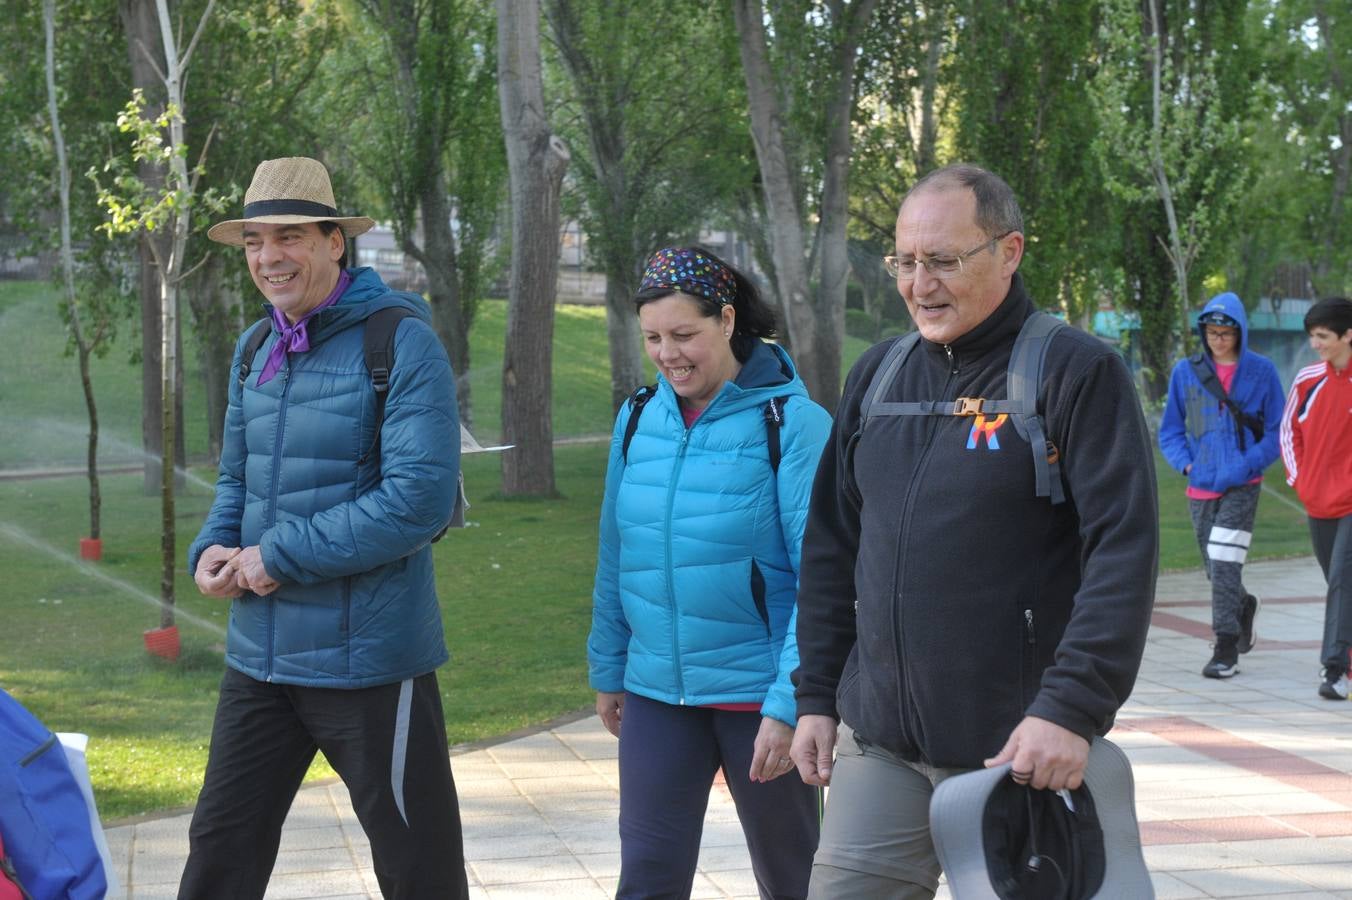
1124, 715, 1352, 845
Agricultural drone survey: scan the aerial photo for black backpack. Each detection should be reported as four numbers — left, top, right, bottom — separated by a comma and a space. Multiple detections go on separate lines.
238, 306, 462, 537
856, 311, 1068, 505
621, 385, 791, 474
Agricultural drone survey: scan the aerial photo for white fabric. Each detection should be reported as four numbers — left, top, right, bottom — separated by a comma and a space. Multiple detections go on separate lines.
1209, 526, 1252, 548
56, 733, 123, 898
1207, 542, 1249, 564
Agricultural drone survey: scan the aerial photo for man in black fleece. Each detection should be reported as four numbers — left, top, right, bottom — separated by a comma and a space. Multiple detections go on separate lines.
789, 164, 1158, 899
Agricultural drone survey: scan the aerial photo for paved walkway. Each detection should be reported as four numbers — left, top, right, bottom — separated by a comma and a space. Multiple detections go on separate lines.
103, 557, 1352, 899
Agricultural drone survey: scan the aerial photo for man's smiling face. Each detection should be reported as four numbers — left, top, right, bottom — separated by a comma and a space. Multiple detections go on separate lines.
243, 222, 344, 323
893, 186, 1022, 345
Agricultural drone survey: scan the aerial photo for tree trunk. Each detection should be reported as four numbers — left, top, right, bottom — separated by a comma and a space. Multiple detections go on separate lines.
733, 0, 817, 389
119, 0, 184, 494
1314, 7, 1349, 294
917, 1, 943, 174
734, 0, 874, 408
814, 0, 877, 411
1146, 0, 1190, 351
404, 175, 473, 426
603, 269, 644, 413
544, 0, 643, 415
497, 0, 569, 496
45, 0, 101, 540
187, 252, 236, 465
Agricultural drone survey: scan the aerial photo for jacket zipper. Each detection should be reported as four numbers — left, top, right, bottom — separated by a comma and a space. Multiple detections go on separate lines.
1024, 608, 1036, 644
263, 362, 294, 683
665, 425, 692, 703
892, 347, 960, 746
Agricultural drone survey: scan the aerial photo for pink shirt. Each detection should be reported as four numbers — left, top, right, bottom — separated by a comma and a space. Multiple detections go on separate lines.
1187, 361, 1262, 500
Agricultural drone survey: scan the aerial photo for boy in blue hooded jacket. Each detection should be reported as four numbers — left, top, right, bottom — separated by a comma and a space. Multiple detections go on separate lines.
1160, 292, 1286, 678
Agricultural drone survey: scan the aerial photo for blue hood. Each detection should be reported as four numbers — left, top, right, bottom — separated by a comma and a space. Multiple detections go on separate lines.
1196, 292, 1249, 358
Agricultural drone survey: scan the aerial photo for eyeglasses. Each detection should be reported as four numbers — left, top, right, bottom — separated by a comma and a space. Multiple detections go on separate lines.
1204, 328, 1238, 340
883, 232, 1012, 280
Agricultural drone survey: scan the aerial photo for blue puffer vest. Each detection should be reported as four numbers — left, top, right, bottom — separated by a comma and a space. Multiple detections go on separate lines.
1159, 292, 1286, 493
188, 267, 459, 688
588, 342, 832, 726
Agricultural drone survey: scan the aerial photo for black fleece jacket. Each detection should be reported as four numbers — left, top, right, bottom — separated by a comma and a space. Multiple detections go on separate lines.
794, 275, 1158, 768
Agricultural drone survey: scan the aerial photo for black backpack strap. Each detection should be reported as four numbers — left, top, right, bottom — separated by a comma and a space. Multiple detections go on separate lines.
236, 317, 273, 386
621, 385, 657, 463
359, 306, 418, 466
764, 395, 790, 473
1187, 354, 1265, 450
1006, 311, 1067, 505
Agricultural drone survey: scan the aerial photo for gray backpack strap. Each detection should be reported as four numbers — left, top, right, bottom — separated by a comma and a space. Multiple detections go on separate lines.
860, 332, 923, 429
1006, 311, 1067, 505
854, 312, 1068, 506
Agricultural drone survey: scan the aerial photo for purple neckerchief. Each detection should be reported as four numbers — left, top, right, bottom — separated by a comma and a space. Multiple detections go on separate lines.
256, 269, 351, 386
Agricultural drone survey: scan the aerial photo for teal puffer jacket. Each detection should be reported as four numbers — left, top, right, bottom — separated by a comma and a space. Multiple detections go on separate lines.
588, 342, 831, 726
188, 267, 459, 688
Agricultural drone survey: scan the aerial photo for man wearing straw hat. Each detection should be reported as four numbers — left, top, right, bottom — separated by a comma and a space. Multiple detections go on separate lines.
182, 157, 467, 899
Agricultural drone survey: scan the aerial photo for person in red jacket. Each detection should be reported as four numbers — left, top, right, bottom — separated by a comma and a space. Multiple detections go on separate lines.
1280, 297, 1352, 700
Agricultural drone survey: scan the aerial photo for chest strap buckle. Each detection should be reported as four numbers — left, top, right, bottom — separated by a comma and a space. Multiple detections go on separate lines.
954, 397, 984, 416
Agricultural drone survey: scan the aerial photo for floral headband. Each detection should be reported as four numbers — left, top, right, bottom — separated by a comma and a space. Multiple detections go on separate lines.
638, 247, 736, 307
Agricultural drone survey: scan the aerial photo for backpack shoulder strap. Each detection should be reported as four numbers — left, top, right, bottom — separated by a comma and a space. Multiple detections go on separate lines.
859, 332, 923, 429
1188, 353, 1227, 404
359, 306, 418, 466
1187, 352, 1264, 449
1005, 311, 1067, 505
236, 317, 273, 386
621, 385, 657, 463
764, 395, 791, 474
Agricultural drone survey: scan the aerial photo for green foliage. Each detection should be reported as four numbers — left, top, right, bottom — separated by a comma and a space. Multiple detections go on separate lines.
89, 91, 233, 241
547, 0, 755, 289
1090, 0, 1258, 399
951, 0, 1117, 321
1237, 0, 1352, 297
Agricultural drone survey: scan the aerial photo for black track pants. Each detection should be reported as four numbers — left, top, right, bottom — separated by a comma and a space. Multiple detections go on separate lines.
178, 667, 468, 900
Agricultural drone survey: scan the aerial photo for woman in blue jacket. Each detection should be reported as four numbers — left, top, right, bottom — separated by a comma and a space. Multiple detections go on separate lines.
1160, 292, 1285, 679
589, 247, 831, 899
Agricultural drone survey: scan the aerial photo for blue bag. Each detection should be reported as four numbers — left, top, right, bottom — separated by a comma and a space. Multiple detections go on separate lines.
0, 689, 107, 900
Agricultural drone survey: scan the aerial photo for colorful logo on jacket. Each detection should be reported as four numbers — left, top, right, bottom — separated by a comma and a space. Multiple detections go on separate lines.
966, 414, 1008, 450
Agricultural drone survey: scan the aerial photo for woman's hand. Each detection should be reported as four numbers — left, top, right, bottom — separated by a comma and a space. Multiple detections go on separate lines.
749, 716, 797, 782
596, 691, 625, 738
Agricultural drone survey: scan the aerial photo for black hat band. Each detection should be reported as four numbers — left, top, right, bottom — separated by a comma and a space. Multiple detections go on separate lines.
243, 199, 340, 219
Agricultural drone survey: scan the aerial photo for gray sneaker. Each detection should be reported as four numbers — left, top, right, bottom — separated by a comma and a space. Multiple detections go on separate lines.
1238, 593, 1260, 654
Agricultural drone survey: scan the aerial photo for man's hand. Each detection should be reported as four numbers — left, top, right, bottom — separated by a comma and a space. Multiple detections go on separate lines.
790, 714, 838, 786
596, 691, 624, 738
194, 545, 242, 598
749, 717, 796, 783
232, 545, 280, 596
984, 715, 1090, 791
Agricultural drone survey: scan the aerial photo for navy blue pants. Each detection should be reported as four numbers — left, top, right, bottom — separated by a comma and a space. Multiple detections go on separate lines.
617, 692, 818, 900
178, 668, 467, 900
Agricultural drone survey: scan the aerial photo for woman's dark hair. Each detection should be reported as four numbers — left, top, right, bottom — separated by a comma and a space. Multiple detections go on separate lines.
317, 221, 350, 269
1305, 297, 1352, 336
634, 246, 777, 363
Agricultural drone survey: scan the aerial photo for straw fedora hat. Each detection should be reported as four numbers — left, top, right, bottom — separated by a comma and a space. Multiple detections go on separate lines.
207, 157, 375, 246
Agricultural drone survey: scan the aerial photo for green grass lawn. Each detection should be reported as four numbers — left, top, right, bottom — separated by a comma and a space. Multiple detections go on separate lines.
0, 444, 606, 820
0, 278, 1320, 821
